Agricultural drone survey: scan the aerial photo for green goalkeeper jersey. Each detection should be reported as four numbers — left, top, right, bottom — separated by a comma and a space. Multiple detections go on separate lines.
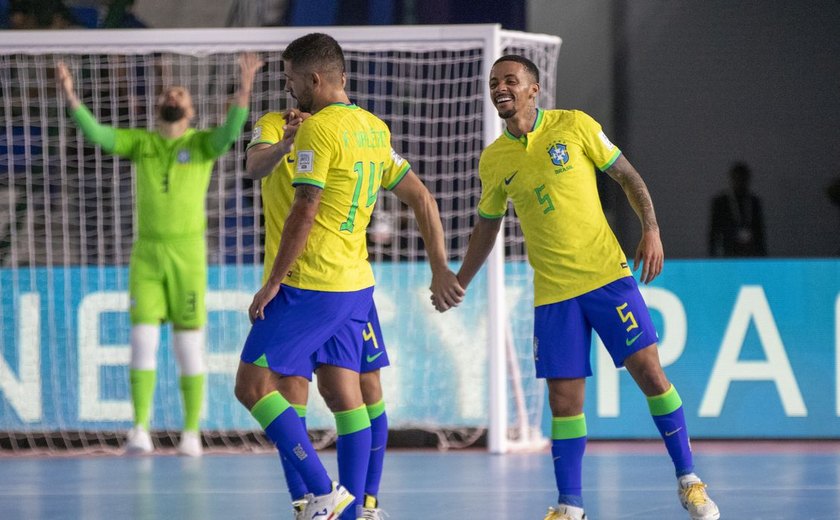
71, 105, 248, 241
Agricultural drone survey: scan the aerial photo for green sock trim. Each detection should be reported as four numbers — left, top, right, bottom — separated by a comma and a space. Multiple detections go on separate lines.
647, 384, 683, 416
130, 369, 156, 429
179, 374, 205, 432
551, 414, 587, 440
253, 354, 269, 368
334, 405, 371, 435
366, 399, 386, 420
250, 391, 291, 430
292, 404, 307, 418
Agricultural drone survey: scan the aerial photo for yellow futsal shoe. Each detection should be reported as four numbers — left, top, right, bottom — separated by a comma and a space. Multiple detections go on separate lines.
543, 504, 586, 520
358, 494, 387, 519
678, 474, 721, 520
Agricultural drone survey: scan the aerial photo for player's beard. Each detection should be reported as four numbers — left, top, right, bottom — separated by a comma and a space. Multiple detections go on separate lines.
497, 106, 517, 119
160, 105, 185, 122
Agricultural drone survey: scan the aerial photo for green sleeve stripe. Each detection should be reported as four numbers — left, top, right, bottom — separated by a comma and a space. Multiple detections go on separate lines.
250, 391, 291, 430
552, 414, 587, 440
207, 105, 249, 156
598, 148, 622, 171
366, 399, 386, 420
478, 208, 506, 220
70, 105, 117, 152
292, 404, 307, 418
384, 163, 411, 190
647, 384, 683, 416
292, 178, 325, 189
246, 139, 276, 150
334, 405, 371, 435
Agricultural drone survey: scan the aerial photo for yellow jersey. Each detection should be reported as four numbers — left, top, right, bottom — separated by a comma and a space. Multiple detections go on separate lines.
255, 105, 410, 291
247, 112, 295, 284
477, 109, 630, 306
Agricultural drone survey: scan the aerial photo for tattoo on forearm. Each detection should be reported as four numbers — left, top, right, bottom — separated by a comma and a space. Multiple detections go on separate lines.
620, 170, 658, 231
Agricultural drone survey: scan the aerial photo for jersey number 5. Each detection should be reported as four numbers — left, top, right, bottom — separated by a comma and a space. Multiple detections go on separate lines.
535, 184, 555, 214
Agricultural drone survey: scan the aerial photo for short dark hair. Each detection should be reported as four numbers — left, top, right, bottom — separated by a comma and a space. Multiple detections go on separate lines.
493, 54, 539, 83
282, 32, 346, 77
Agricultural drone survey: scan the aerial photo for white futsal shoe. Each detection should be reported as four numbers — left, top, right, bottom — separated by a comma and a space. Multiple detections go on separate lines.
125, 425, 153, 454
177, 430, 203, 457
543, 504, 586, 520
292, 499, 308, 520
678, 474, 720, 520
302, 481, 353, 520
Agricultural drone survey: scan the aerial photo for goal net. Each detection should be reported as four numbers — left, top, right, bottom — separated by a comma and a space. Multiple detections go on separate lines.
0, 25, 560, 453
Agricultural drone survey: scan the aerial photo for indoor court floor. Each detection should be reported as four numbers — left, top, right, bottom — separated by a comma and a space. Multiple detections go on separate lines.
2, 440, 839, 519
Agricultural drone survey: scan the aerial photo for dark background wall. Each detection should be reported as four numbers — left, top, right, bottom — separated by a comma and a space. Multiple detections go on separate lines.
532, 0, 840, 258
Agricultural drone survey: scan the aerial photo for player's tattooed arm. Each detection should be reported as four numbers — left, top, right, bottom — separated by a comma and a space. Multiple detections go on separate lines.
605, 154, 659, 233
605, 154, 664, 284
249, 184, 321, 322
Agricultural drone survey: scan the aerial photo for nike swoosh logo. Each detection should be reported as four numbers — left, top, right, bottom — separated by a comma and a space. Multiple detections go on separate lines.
626, 331, 644, 346
665, 427, 683, 437
366, 352, 384, 363
286, 156, 294, 163
504, 171, 518, 185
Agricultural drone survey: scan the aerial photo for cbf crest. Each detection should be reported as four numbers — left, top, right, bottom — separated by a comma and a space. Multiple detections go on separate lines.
547, 142, 568, 166
177, 149, 190, 163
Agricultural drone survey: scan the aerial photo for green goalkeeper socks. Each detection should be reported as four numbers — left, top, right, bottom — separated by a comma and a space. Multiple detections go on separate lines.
129, 369, 156, 429
179, 374, 205, 432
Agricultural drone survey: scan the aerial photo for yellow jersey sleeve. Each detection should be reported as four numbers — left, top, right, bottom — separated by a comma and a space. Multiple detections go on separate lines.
382, 148, 411, 190
292, 119, 335, 190
573, 110, 621, 171
476, 151, 508, 219
248, 112, 286, 149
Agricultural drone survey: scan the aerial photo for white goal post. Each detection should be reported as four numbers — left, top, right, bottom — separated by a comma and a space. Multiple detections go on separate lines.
0, 25, 560, 454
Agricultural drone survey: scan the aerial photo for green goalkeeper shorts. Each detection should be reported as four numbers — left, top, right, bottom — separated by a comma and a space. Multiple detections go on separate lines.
128, 237, 207, 328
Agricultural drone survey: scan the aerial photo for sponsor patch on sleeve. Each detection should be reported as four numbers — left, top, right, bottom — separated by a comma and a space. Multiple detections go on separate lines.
249, 126, 262, 143
598, 131, 615, 151
296, 150, 314, 173
390, 148, 405, 167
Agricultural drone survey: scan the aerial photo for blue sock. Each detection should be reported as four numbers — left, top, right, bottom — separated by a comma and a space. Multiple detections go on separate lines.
647, 385, 695, 477
278, 405, 309, 501
365, 400, 388, 499
251, 392, 332, 496
551, 414, 586, 508
335, 405, 372, 520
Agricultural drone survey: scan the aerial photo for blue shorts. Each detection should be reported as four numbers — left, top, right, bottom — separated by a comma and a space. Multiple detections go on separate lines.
533, 276, 659, 379
241, 285, 374, 378
315, 303, 390, 373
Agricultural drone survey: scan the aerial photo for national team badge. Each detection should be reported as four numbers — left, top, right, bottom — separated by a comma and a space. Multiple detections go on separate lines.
177, 149, 190, 163
547, 142, 568, 166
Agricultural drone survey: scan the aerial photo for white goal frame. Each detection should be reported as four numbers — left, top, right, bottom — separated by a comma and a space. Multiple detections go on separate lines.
0, 24, 560, 454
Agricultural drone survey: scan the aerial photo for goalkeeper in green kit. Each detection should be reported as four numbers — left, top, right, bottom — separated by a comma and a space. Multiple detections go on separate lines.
56, 53, 263, 456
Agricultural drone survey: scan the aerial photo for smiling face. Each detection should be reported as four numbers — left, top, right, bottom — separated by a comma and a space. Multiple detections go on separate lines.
156, 86, 194, 123
488, 60, 539, 120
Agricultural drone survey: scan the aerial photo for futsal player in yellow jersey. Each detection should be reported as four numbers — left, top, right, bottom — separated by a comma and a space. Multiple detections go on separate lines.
246, 108, 456, 519
235, 33, 462, 520
444, 55, 719, 520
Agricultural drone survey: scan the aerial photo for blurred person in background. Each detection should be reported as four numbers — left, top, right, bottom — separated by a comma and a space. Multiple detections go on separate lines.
708, 161, 767, 257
